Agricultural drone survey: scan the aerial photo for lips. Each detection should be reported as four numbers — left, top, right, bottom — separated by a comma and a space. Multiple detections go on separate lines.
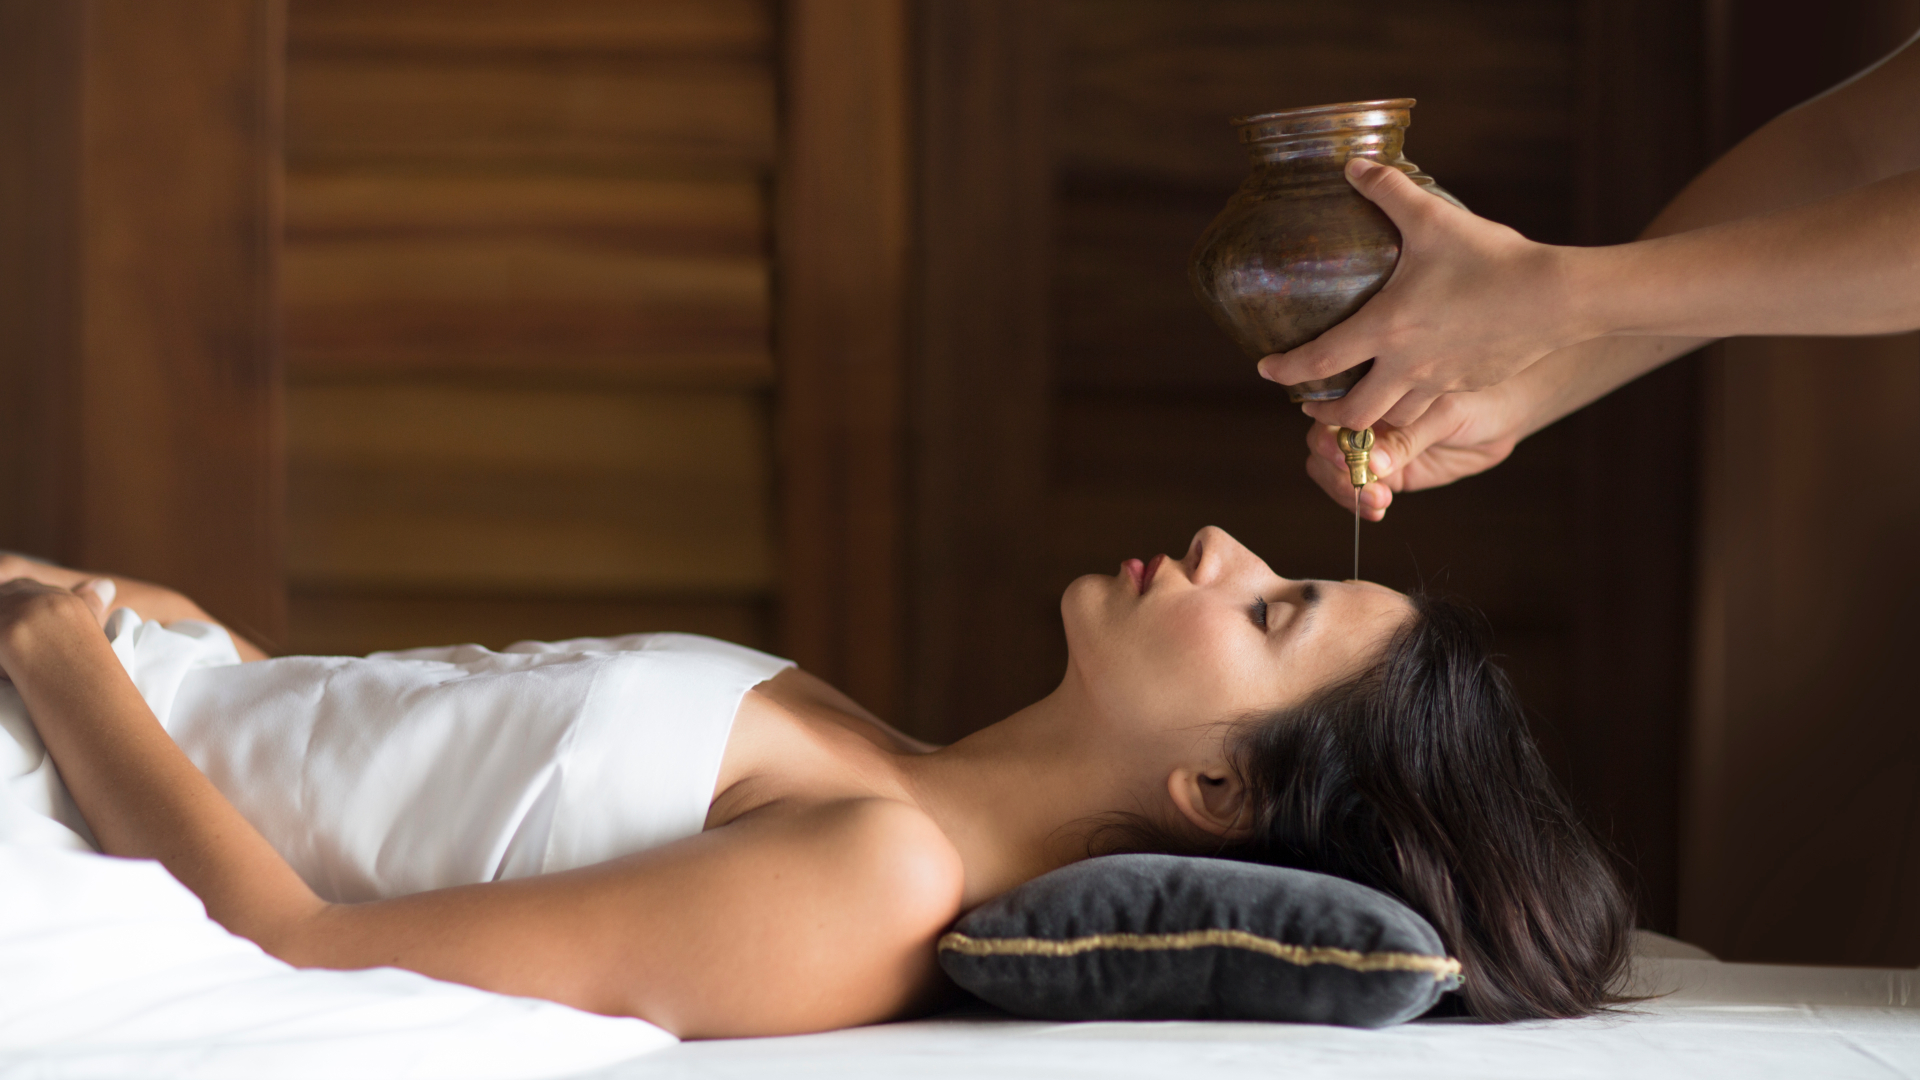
1142, 553, 1165, 590
1123, 554, 1167, 594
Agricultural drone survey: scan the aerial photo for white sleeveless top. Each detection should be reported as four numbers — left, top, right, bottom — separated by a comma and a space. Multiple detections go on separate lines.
0, 613, 792, 903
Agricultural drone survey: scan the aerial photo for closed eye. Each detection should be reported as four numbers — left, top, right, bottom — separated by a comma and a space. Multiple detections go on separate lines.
1250, 595, 1269, 630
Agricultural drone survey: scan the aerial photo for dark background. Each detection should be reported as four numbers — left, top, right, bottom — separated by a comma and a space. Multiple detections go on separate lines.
2, 0, 1917, 963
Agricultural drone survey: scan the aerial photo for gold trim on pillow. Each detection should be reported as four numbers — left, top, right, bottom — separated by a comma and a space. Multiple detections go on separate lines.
938, 929, 1463, 982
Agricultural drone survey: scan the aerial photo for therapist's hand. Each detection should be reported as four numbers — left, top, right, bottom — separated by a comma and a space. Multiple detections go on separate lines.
1303, 377, 1534, 521
1260, 157, 1594, 432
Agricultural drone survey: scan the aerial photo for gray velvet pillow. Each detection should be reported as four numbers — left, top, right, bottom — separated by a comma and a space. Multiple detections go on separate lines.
938, 854, 1461, 1028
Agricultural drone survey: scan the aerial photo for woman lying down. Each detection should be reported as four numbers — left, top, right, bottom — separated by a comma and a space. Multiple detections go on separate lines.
0, 526, 1633, 1037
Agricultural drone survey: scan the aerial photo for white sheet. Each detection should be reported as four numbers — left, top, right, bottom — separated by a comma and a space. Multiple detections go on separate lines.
581, 950, 1920, 1080
0, 846, 673, 1079
0, 612, 675, 1079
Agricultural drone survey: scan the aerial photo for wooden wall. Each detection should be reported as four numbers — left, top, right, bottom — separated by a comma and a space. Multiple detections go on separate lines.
909, 0, 1709, 933
280, 0, 781, 655
778, 0, 913, 723
0, 0, 285, 645
1683, 0, 1920, 965
908, 1, 1055, 743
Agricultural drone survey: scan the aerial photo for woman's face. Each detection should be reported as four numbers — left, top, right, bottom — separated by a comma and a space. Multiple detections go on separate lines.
1061, 526, 1411, 735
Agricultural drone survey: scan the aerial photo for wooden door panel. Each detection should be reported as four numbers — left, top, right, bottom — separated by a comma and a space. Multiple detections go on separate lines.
288, 57, 774, 170
288, 0, 771, 54
286, 384, 773, 594
286, 591, 768, 657
286, 173, 764, 252
0, 0, 286, 645
282, 0, 780, 657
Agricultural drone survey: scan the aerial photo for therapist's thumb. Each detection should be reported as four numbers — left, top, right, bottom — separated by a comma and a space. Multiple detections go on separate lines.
1344, 157, 1437, 228
1309, 419, 1414, 480
1366, 424, 1424, 482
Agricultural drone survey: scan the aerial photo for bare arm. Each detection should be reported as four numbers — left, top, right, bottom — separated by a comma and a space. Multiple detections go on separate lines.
0, 580, 962, 1038
1299, 29, 1920, 514
1272, 27, 1920, 436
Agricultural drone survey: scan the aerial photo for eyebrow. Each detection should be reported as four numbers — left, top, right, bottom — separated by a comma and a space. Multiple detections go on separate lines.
1297, 581, 1321, 632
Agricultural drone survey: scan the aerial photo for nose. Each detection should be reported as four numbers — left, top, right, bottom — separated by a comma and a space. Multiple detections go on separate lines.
1185, 525, 1258, 585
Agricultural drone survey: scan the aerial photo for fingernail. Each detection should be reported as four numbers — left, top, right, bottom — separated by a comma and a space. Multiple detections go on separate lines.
89, 580, 115, 607
1370, 449, 1391, 474
1347, 157, 1380, 175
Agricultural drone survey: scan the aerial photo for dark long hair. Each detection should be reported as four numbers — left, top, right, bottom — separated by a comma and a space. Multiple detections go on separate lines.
1219, 592, 1635, 1020
1097, 592, 1636, 1020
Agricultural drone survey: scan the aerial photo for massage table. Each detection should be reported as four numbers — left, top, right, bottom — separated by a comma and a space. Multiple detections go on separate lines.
585, 940, 1920, 1080
4, 838, 1916, 1079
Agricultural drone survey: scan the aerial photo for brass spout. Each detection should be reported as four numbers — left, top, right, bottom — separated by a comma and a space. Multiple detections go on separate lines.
1337, 427, 1377, 488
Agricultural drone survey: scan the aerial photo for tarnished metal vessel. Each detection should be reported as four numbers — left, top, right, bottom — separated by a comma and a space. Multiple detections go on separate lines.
1189, 98, 1461, 401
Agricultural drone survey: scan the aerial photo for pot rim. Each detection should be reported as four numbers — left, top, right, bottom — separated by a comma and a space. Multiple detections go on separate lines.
1231, 98, 1416, 129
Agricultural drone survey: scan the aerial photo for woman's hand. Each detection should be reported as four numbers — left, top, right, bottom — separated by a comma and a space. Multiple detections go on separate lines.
0, 577, 114, 681
1259, 158, 1595, 433
0, 556, 121, 627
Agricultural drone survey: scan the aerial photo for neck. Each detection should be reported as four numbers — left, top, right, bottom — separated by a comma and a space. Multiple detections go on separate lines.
898, 677, 1149, 908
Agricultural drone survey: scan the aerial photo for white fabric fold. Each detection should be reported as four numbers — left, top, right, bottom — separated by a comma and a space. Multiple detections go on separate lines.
0, 612, 792, 1076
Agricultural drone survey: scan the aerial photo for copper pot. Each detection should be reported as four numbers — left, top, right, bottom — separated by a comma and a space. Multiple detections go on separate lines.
1188, 98, 1461, 401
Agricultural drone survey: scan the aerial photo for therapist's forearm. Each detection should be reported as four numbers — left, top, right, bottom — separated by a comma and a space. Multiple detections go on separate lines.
1502, 55, 1920, 438
1510, 165, 1920, 435
1549, 31, 1920, 347
1570, 168, 1920, 342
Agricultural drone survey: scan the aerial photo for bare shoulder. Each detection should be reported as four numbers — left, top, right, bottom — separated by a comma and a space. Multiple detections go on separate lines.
756, 666, 940, 754
621, 797, 966, 1035
752, 797, 966, 934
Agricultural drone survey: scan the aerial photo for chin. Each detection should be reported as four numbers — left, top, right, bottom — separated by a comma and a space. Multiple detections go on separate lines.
1060, 572, 1115, 616
1058, 574, 1110, 652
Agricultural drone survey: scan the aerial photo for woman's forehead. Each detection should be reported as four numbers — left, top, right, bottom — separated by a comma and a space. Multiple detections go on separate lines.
1297, 577, 1407, 609
1336, 577, 1403, 598
1304, 581, 1414, 642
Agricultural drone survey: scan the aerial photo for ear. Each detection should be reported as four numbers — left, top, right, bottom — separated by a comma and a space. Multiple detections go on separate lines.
1166, 765, 1255, 843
